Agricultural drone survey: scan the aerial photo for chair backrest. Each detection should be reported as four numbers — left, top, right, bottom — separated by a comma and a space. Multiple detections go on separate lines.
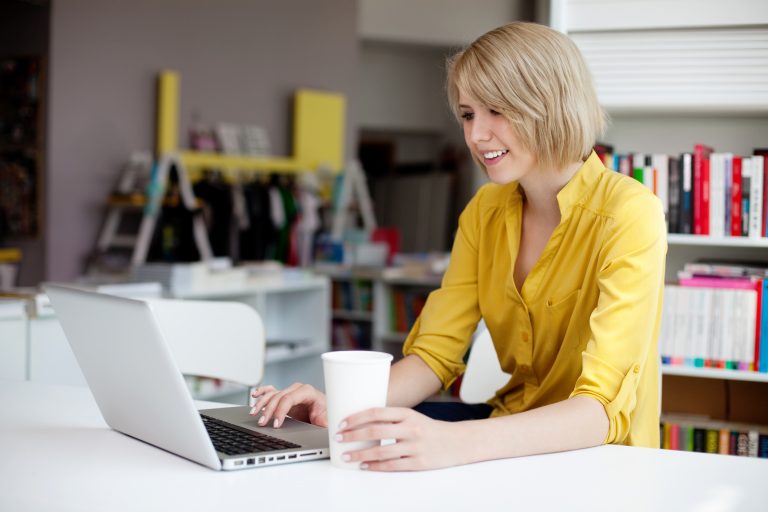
146, 298, 265, 388
460, 327, 511, 403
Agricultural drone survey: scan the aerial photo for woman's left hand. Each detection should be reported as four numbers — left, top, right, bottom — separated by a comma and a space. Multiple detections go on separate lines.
335, 407, 466, 471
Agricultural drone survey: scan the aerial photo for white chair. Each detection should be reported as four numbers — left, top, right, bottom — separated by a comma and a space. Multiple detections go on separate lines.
145, 299, 266, 400
459, 327, 511, 403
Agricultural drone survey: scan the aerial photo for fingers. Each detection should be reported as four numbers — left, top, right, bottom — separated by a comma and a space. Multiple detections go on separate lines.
250, 383, 325, 428
339, 407, 412, 430
343, 440, 411, 466
335, 422, 404, 444
270, 384, 321, 427
251, 383, 302, 426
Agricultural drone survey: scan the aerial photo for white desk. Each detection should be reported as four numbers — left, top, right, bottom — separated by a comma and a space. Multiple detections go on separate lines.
1, 381, 767, 512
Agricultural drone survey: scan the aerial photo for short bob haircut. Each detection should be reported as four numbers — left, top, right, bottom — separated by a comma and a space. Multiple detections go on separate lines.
447, 22, 606, 171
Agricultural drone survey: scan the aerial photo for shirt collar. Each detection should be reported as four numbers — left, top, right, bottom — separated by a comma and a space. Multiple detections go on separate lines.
555, 150, 604, 218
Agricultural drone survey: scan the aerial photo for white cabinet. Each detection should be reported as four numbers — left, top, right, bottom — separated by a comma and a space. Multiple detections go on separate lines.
170, 273, 331, 392
11, 274, 330, 398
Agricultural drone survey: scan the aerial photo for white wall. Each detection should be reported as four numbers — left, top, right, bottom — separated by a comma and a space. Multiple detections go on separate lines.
357, 42, 454, 133
47, 0, 358, 281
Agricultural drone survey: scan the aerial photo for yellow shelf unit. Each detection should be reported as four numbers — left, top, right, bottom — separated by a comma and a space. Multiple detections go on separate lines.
155, 70, 346, 174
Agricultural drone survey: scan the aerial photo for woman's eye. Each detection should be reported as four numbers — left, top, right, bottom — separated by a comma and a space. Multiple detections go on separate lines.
489, 109, 501, 116
460, 112, 474, 121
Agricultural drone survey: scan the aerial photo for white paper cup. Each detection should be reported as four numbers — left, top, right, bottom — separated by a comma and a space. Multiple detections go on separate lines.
322, 350, 393, 469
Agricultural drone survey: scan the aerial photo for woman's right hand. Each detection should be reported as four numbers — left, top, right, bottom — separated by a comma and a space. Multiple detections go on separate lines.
250, 383, 328, 428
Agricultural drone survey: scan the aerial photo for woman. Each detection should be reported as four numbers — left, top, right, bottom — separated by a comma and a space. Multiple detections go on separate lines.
251, 21, 666, 471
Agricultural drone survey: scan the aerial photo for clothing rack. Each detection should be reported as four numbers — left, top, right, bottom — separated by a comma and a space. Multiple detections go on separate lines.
119, 71, 351, 268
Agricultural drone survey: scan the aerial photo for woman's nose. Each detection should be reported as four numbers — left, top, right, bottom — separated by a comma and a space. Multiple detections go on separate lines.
469, 116, 491, 143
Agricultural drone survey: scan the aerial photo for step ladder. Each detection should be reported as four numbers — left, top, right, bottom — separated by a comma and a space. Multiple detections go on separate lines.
132, 153, 213, 267
330, 159, 377, 240
94, 151, 152, 257
89, 152, 213, 274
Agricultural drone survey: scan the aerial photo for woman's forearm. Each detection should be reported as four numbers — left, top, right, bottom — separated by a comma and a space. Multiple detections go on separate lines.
386, 354, 443, 407
453, 395, 609, 465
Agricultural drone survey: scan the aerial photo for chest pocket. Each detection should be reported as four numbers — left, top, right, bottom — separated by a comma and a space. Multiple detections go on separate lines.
543, 288, 586, 352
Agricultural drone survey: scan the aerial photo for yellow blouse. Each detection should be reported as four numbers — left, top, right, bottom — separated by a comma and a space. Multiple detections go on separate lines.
402, 151, 667, 448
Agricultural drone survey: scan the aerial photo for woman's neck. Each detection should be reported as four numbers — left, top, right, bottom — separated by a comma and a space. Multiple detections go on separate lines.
518, 160, 583, 217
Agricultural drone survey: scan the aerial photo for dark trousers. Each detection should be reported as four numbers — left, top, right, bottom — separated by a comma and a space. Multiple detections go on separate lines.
413, 401, 493, 422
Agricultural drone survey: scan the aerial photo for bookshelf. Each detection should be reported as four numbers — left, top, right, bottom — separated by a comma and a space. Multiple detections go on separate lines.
317, 267, 443, 356
557, 0, 768, 455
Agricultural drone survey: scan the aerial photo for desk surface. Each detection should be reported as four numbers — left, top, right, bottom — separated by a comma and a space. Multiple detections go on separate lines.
2, 381, 767, 512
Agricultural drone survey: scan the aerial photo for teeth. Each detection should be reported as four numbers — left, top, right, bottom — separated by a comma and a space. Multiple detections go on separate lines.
483, 150, 508, 159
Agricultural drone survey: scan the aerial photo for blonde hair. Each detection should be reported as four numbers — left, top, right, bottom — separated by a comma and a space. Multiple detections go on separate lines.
446, 22, 606, 171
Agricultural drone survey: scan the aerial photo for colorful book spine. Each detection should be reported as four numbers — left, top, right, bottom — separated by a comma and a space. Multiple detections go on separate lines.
731, 156, 743, 236
680, 153, 694, 234
668, 156, 681, 233
749, 155, 764, 240
761, 278, 768, 373
694, 143, 714, 235
706, 429, 719, 453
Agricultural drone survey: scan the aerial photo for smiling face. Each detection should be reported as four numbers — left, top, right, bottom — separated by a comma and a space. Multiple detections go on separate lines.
458, 91, 537, 185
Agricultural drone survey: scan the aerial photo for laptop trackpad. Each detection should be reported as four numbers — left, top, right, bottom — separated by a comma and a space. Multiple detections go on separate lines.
200, 406, 323, 433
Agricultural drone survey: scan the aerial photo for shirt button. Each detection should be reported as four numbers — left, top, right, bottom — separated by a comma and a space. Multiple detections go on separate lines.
521, 332, 529, 342
633, 365, 640, 374
520, 364, 530, 373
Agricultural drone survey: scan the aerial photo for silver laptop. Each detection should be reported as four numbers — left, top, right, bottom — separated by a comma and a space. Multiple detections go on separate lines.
45, 284, 329, 471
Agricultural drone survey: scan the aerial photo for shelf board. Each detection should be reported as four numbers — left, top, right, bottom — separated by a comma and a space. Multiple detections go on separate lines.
332, 309, 373, 322
265, 344, 324, 364
667, 234, 768, 248
180, 150, 309, 173
662, 365, 768, 383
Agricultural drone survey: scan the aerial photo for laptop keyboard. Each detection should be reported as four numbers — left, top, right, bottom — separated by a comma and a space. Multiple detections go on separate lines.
201, 415, 301, 456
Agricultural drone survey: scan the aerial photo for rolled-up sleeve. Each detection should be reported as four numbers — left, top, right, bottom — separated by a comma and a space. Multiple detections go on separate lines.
402, 186, 487, 389
570, 193, 667, 444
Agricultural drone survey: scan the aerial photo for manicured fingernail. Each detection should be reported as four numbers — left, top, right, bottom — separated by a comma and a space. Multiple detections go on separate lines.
360, 463, 368, 470
338, 421, 347, 430
342, 454, 351, 462
258, 416, 266, 425
249, 407, 257, 415
334, 434, 343, 442
274, 419, 280, 428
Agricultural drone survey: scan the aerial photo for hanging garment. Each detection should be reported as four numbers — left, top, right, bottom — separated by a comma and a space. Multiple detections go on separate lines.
239, 180, 276, 261
275, 180, 299, 264
193, 175, 233, 257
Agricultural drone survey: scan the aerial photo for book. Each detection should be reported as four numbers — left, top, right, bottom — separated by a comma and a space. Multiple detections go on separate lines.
653, 154, 669, 227
694, 144, 714, 235
680, 153, 694, 234
729, 431, 739, 455
749, 155, 764, 240
709, 153, 726, 238
737, 432, 749, 456
759, 434, 768, 458
755, 149, 768, 236
748, 430, 759, 457
761, 278, 768, 373
741, 158, 752, 236
702, 158, 711, 235
668, 156, 681, 233
719, 428, 731, 455
731, 156, 743, 237
632, 152, 646, 186
706, 429, 719, 453
693, 428, 707, 452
